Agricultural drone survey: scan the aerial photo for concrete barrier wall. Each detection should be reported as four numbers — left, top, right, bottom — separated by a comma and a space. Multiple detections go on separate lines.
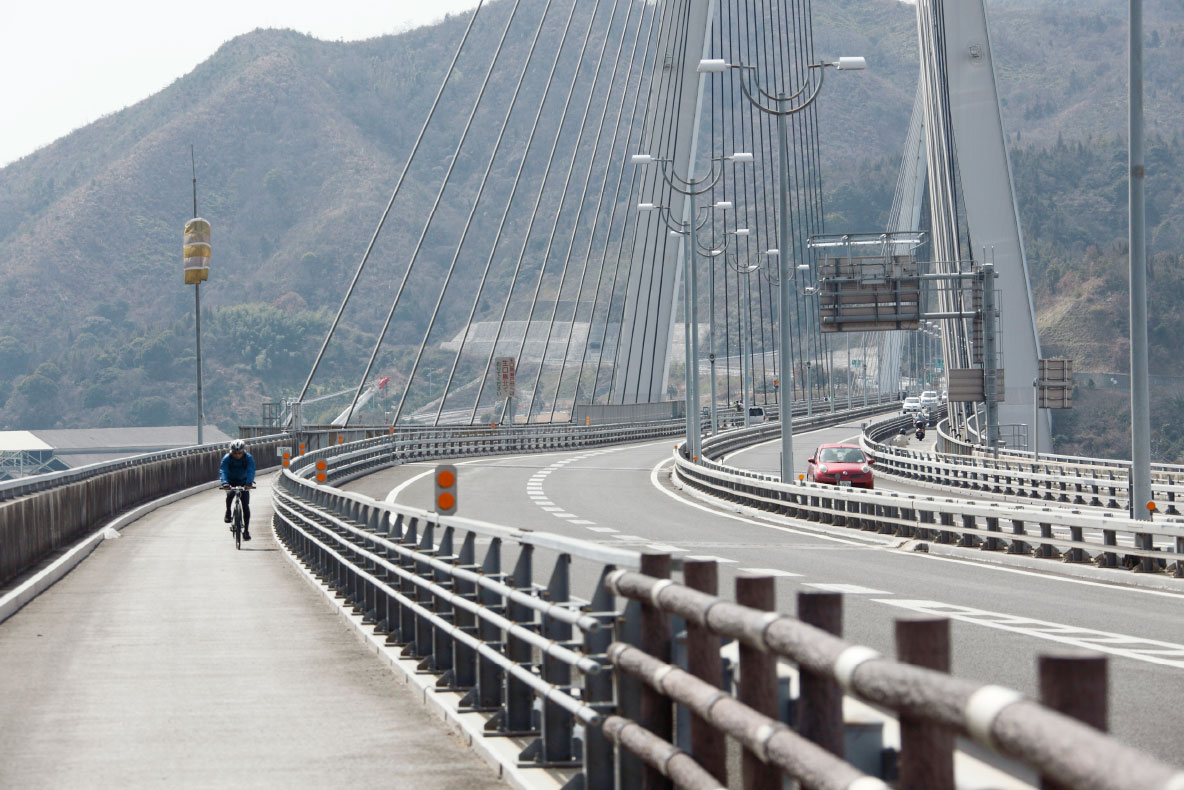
0, 437, 286, 587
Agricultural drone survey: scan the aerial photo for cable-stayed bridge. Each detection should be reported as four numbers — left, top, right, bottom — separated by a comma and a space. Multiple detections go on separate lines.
3, 1, 1182, 788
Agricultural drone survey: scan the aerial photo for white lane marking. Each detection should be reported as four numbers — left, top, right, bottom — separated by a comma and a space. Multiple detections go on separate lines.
739, 568, 804, 578
386, 468, 435, 503
648, 544, 686, 552
803, 583, 890, 595
586, 527, 618, 533
541, 506, 564, 512
553, 513, 578, 519
612, 535, 649, 542
685, 555, 738, 563
571, 520, 596, 525
876, 599, 1184, 670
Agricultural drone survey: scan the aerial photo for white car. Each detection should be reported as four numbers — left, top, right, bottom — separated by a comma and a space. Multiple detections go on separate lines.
902, 396, 922, 414
920, 390, 941, 409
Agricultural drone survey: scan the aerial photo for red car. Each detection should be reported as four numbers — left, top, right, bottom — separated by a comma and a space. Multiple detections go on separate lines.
806, 443, 875, 489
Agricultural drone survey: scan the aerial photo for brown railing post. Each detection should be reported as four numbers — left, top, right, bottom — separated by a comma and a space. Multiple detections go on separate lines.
683, 559, 726, 784
1039, 651, 1107, 790
737, 574, 780, 789
895, 618, 954, 790
797, 591, 844, 756
640, 553, 673, 790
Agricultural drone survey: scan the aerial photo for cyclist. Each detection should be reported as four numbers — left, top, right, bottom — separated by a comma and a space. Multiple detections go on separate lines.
220, 439, 256, 541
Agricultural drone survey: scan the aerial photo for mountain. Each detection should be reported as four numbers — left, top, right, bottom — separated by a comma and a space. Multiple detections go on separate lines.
0, 0, 1181, 457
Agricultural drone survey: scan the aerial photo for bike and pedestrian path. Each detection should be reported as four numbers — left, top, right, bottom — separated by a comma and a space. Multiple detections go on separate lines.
0, 474, 509, 789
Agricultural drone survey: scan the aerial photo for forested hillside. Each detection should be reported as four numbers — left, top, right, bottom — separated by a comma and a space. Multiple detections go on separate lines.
0, 0, 1181, 459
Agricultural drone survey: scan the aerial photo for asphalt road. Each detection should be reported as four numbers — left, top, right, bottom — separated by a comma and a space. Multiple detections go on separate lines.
345, 423, 1184, 765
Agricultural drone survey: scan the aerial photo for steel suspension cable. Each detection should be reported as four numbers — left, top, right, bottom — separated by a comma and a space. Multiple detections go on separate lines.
388, 0, 558, 426
431, 0, 584, 425
295, 3, 485, 406
572, 0, 663, 405
545, 0, 651, 421
519, 0, 632, 420
344, 0, 526, 426
467, 0, 608, 423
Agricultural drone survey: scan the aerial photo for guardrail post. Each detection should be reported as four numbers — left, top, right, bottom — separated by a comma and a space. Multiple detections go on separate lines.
521, 553, 577, 767
1036, 522, 1062, 560
1038, 652, 1107, 790
682, 560, 726, 785
397, 517, 420, 652
639, 553, 673, 790
615, 569, 645, 788
462, 537, 503, 713
895, 618, 954, 789
429, 526, 456, 674
502, 545, 536, 736
580, 568, 617, 790
445, 531, 477, 692
1008, 518, 1032, 555
797, 591, 844, 757
738, 574, 780, 789
983, 515, 1004, 552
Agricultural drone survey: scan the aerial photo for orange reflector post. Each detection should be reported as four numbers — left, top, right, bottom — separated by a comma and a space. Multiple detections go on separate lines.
316, 472, 327, 483
316, 460, 327, 471
338, 434, 344, 444
798, 474, 804, 482
1148, 501, 1157, 512
282, 451, 291, 468
299, 443, 306, 455
434, 464, 458, 515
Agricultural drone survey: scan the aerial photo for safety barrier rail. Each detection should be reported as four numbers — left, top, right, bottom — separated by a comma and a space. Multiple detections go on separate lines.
860, 413, 1184, 519
0, 433, 288, 587
273, 442, 1184, 789
673, 428, 1184, 576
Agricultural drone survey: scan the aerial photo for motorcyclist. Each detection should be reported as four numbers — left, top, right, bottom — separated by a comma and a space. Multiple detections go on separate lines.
888, 427, 911, 448
220, 439, 256, 541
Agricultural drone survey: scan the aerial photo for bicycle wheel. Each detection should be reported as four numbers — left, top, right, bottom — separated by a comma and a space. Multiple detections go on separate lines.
233, 498, 244, 550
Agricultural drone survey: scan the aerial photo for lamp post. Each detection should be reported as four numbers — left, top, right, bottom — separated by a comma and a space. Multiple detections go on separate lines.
700, 226, 747, 434
700, 55, 865, 482
634, 152, 750, 461
726, 251, 770, 428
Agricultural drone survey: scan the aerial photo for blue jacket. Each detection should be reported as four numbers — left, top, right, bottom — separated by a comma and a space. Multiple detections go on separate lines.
220, 452, 256, 486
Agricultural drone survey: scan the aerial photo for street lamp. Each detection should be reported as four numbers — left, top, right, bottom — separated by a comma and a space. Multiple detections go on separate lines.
702, 55, 865, 483
699, 226, 749, 435
633, 152, 751, 462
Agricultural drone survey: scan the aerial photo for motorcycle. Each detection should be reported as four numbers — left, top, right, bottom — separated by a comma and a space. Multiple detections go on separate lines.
914, 425, 926, 441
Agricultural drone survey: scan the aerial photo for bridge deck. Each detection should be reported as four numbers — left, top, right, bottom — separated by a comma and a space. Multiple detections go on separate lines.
0, 475, 505, 789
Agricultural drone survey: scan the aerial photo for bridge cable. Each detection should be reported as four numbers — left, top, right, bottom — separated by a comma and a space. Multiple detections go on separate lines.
430, 0, 586, 426
387, 0, 560, 426
294, 3, 485, 407
465, 0, 610, 423
342, 0, 528, 426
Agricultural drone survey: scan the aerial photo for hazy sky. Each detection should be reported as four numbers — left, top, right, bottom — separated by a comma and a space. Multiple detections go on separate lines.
0, 1, 483, 167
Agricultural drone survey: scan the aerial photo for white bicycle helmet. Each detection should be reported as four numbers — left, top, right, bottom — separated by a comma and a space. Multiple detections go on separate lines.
229, 439, 247, 453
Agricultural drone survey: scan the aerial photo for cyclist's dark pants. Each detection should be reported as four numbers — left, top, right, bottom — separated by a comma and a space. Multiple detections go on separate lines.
225, 489, 251, 526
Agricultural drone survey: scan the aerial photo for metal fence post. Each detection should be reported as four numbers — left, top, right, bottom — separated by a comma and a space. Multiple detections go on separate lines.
580, 567, 618, 790
639, 553, 673, 790
503, 545, 536, 735
797, 591, 844, 756
683, 560, 726, 784
737, 574, 780, 789
447, 531, 478, 692
522, 553, 577, 766
895, 618, 953, 789
1039, 652, 1107, 790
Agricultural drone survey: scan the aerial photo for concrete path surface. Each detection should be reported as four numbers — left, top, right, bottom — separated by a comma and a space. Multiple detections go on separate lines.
0, 475, 507, 790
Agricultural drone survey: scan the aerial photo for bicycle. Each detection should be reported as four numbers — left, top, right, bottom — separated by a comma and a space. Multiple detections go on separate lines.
223, 485, 253, 549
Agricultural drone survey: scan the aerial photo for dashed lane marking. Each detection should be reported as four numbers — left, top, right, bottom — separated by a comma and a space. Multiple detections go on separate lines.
875, 599, 1184, 669
738, 568, 804, 577
803, 583, 891, 595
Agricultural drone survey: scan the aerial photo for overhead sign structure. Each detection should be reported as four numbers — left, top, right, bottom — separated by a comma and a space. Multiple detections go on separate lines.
1037, 358, 1074, 409
495, 357, 516, 399
948, 368, 1006, 403
810, 232, 927, 333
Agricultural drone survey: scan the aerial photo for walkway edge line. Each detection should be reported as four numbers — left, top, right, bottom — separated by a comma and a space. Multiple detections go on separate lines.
273, 521, 569, 790
0, 480, 225, 625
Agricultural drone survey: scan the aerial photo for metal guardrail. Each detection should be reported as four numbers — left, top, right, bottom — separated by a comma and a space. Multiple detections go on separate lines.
0, 433, 288, 587
673, 413, 1184, 577
274, 434, 1184, 790
865, 413, 1184, 517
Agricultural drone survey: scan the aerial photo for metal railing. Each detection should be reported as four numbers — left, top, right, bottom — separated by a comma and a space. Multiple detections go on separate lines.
672, 417, 1184, 576
273, 439, 1184, 789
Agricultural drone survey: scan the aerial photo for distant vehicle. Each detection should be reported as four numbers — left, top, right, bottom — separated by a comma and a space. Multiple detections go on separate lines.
748, 406, 767, 422
807, 443, 875, 489
902, 397, 922, 414
920, 390, 941, 408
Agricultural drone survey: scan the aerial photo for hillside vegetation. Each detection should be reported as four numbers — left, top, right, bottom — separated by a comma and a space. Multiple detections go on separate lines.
0, 0, 1181, 460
